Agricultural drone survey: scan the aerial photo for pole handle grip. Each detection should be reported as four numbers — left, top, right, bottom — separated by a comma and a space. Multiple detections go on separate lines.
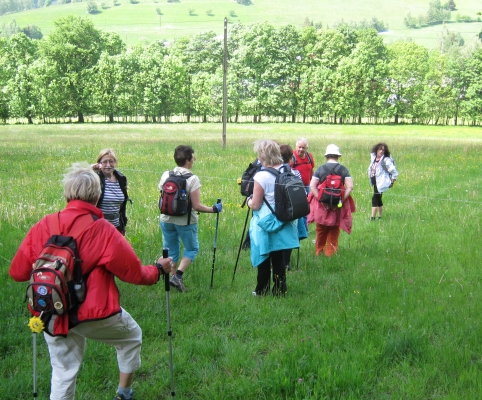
163, 248, 170, 291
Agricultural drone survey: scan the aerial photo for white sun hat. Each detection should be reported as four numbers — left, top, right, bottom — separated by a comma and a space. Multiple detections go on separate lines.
324, 144, 342, 156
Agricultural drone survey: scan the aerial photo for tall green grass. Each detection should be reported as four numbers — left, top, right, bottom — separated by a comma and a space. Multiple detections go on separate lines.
1, 123, 481, 399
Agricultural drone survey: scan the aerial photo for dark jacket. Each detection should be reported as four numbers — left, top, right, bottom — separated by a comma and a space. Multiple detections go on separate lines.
96, 169, 129, 231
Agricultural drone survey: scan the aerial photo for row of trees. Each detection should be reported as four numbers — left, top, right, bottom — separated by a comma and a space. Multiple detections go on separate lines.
1, 15, 482, 125
404, 0, 481, 29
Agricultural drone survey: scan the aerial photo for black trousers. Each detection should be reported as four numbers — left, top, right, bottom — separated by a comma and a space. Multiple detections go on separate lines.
371, 177, 383, 207
255, 250, 286, 296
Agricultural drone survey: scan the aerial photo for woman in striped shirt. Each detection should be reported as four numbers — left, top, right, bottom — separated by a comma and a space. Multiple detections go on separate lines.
92, 149, 130, 235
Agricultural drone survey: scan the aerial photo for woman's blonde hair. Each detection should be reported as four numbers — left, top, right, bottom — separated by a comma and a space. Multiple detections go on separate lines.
96, 148, 118, 164
253, 139, 283, 167
63, 162, 102, 204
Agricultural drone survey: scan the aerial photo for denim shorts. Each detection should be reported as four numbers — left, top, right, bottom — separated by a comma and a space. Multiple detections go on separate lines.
160, 221, 199, 262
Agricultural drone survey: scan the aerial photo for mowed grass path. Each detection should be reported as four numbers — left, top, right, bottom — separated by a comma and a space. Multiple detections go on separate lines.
1, 123, 482, 399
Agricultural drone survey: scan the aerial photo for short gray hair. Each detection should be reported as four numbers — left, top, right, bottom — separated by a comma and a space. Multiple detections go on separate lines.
253, 139, 283, 167
296, 137, 309, 147
63, 162, 101, 204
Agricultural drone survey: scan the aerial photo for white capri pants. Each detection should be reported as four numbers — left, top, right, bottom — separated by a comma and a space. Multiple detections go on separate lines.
44, 308, 142, 400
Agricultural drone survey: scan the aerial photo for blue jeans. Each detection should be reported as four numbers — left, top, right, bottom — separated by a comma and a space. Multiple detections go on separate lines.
160, 221, 199, 263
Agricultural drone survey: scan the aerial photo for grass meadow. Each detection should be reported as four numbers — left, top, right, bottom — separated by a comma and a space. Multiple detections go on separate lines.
1, 123, 482, 399
7, 0, 482, 49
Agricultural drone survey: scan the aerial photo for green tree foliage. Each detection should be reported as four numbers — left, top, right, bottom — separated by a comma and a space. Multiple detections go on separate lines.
1, 19, 21, 38
405, 0, 452, 28
21, 25, 43, 40
87, 1, 99, 14
4, 33, 39, 123
2, 17, 482, 125
39, 16, 121, 122
460, 49, 482, 124
386, 41, 429, 123
444, 0, 456, 11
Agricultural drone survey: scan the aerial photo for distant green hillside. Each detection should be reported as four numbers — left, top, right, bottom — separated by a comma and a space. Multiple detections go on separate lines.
4, 0, 482, 48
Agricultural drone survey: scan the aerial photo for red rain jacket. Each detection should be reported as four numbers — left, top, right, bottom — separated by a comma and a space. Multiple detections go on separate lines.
10, 200, 160, 336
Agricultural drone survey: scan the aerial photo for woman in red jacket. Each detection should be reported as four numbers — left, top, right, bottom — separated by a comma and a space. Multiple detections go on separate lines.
10, 162, 171, 400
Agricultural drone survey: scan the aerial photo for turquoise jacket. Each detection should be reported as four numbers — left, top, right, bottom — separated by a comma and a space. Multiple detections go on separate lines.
249, 203, 299, 267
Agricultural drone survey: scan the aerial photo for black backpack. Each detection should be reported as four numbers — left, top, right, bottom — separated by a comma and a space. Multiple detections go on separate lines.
239, 158, 262, 197
263, 164, 310, 222
159, 171, 193, 223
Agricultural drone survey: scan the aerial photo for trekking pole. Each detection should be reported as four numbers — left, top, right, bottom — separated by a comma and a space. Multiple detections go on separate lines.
210, 198, 221, 289
232, 205, 250, 283
296, 247, 300, 269
28, 315, 44, 399
32, 332, 37, 399
163, 248, 175, 399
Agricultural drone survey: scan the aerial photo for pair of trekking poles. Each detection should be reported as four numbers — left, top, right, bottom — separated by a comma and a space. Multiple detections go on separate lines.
30, 198, 223, 400
159, 197, 222, 399
29, 250, 177, 400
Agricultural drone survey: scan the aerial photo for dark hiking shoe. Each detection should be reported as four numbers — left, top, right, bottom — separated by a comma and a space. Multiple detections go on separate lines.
113, 391, 133, 400
170, 275, 188, 292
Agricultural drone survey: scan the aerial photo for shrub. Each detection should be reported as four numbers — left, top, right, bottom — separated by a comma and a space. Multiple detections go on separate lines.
455, 13, 473, 22
87, 1, 99, 13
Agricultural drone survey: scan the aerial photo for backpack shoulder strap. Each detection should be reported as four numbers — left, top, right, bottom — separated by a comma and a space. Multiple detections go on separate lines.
281, 163, 291, 173
263, 197, 276, 214
307, 152, 313, 165
332, 163, 342, 175
319, 163, 340, 182
291, 154, 297, 167
261, 168, 279, 214
264, 167, 280, 177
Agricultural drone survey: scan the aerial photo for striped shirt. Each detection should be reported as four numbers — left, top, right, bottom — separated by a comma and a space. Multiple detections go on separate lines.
99, 179, 125, 227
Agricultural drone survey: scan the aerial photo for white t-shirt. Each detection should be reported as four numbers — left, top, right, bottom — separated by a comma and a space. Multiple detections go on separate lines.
158, 166, 201, 225
253, 165, 284, 204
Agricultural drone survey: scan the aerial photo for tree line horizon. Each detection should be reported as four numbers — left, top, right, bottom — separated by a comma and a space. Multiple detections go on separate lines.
1, 15, 482, 125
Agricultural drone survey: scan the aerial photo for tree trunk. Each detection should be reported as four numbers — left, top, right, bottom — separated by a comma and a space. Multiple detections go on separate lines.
108, 114, 114, 123
78, 112, 84, 123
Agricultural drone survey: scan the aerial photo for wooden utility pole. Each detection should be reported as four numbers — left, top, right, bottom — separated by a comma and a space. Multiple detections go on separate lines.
222, 17, 227, 149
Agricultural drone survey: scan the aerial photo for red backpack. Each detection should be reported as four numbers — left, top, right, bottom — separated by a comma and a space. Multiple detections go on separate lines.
159, 171, 193, 224
317, 164, 344, 209
26, 213, 94, 320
